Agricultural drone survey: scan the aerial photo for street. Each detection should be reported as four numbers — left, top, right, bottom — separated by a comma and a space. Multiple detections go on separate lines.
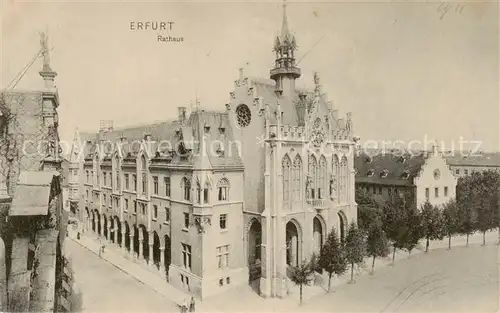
65, 239, 179, 313
298, 243, 499, 313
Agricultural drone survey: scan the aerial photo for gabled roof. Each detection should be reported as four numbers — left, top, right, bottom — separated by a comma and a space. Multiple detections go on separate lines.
355, 151, 427, 186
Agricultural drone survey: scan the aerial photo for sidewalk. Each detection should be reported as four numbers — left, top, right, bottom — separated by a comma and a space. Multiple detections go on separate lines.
67, 228, 191, 308
67, 227, 499, 313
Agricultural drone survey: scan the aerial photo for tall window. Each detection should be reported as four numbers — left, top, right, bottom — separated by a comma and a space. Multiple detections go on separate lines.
318, 156, 327, 199
332, 155, 339, 202
164, 177, 171, 197
182, 243, 192, 270
182, 177, 191, 201
340, 156, 348, 203
133, 174, 137, 191
282, 155, 291, 207
125, 199, 129, 212
141, 155, 147, 195
292, 155, 302, 203
217, 178, 230, 201
435, 187, 439, 198
113, 155, 120, 191
103, 172, 107, 186
133, 200, 137, 213
153, 205, 158, 220
125, 174, 129, 190
220, 214, 227, 229
444, 186, 448, 197
196, 181, 202, 204
425, 188, 429, 200
204, 181, 209, 204
153, 176, 159, 195
86, 171, 89, 183
216, 245, 229, 268
165, 208, 170, 222
183, 212, 189, 228
308, 155, 317, 199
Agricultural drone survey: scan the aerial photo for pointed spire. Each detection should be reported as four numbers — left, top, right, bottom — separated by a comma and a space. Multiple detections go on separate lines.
281, 0, 290, 39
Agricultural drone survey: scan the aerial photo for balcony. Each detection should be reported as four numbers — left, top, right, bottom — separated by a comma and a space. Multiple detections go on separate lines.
306, 198, 330, 212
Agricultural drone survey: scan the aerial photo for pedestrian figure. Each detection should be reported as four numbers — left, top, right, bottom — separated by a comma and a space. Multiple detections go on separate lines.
77, 232, 80, 240
181, 298, 189, 313
189, 296, 195, 312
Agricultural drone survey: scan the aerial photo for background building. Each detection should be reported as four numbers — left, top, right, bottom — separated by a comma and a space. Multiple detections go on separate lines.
355, 146, 457, 209
69, 3, 357, 300
446, 152, 500, 177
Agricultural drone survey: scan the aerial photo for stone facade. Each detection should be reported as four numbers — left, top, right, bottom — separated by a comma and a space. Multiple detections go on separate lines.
69, 3, 357, 300
446, 152, 500, 177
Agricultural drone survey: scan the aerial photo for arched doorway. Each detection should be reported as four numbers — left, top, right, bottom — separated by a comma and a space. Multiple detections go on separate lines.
115, 216, 121, 246
109, 217, 115, 243
139, 225, 149, 261
91, 211, 96, 232
133, 224, 139, 257
152, 231, 161, 269
338, 211, 347, 244
164, 235, 171, 278
313, 216, 324, 254
103, 214, 108, 240
286, 220, 301, 267
247, 219, 262, 282
124, 222, 131, 251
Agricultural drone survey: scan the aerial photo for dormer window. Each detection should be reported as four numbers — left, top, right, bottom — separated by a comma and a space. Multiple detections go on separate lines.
380, 170, 389, 178
367, 169, 375, 177
402, 170, 410, 179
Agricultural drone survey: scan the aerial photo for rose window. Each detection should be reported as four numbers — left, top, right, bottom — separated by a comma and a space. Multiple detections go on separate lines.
236, 104, 251, 128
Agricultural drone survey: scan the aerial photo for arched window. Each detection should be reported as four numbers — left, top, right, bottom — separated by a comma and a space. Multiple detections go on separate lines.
196, 180, 202, 204
181, 177, 191, 201
333, 155, 340, 202
141, 155, 147, 196
204, 180, 210, 204
217, 178, 230, 201
340, 156, 348, 203
318, 156, 327, 199
292, 155, 302, 203
308, 155, 317, 199
282, 155, 291, 208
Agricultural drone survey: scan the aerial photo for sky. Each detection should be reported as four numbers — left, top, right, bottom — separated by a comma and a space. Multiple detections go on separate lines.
1, 0, 498, 152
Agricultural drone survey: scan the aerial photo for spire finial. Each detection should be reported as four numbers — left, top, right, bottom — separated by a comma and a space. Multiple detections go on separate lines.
281, 0, 290, 39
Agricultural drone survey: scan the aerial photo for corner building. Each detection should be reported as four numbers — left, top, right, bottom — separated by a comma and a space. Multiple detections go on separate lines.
69, 4, 357, 299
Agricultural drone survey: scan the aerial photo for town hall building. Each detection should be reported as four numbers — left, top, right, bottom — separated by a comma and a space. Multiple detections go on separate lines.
68, 3, 357, 299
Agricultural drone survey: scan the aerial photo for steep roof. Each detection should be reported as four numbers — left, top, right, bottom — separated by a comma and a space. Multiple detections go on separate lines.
9, 171, 60, 216
355, 151, 427, 186
80, 110, 243, 169
446, 152, 500, 167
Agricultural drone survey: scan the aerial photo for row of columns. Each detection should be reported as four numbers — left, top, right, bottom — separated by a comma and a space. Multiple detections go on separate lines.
82, 214, 167, 275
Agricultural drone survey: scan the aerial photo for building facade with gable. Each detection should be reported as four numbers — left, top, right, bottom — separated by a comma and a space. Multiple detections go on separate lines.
69, 3, 357, 299
355, 146, 457, 209
446, 152, 500, 177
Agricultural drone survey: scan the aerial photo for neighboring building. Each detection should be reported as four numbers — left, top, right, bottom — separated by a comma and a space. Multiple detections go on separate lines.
0, 33, 71, 312
69, 3, 357, 300
355, 146, 457, 209
446, 152, 500, 177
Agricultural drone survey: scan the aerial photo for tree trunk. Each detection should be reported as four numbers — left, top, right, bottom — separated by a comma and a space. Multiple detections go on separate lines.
425, 237, 430, 252
392, 245, 396, 265
299, 284, 303, 305
350, 262, 354, 282
371, 255, 376, 275
483, 231, 486, 246
466, 233, 469, 247
448, 235, 451, 250
328, 273, 332, 292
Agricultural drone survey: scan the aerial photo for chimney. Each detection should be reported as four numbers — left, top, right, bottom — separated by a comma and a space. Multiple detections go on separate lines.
178, 107, 186, 122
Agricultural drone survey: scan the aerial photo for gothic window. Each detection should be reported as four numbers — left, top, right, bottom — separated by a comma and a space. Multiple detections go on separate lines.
292, 155, 302, 203
235, 104, 251, 128
340, 156, 348, 203
217, 178, 230, 201
318, 156, 327, 199
332, 155, 340, 202
181, 177, 191, 201
141, 155, 147, 196
204, 181, 210, 204
196, 181, 202, 204
308, 155, 317, 199
282, 155, 291, 208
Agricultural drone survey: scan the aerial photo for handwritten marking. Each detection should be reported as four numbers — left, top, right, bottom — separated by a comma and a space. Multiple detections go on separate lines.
437, 1, 465, 20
